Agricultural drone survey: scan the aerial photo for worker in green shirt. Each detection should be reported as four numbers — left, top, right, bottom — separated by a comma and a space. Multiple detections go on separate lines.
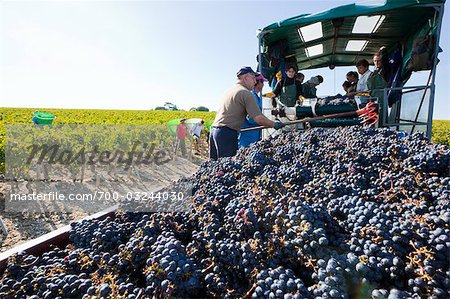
272, 65, 303, 107
368, 52, 388, 100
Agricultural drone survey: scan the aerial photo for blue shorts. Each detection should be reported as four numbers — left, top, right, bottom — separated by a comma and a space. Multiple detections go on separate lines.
209, 126, 238, 160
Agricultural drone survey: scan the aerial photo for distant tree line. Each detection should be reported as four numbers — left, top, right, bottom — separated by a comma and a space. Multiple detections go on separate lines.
155, 102, 209, 112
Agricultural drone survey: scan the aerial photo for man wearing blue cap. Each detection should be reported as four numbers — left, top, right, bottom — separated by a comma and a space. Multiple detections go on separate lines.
239, 73, 268, 148
209, 67, 284, 160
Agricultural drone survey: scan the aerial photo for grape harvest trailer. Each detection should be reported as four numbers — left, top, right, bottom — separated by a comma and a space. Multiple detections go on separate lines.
257, 0, 445, 139
0, 1, 448, 298
0, 206, 118, 273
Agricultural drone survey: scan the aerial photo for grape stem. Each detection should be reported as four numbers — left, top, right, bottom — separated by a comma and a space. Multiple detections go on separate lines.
242, 283, 257, 299
201, 261, 215, 274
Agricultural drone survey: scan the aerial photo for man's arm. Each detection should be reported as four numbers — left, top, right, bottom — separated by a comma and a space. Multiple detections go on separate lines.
254, 115, 275, 127
296, 81, 304, 98
273, 79, 283, 96
244, 91, 284, 129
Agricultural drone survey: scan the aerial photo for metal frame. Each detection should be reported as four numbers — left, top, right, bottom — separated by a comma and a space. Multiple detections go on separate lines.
378, 3, 444, 138
380, 85, 431, 130
378, 0, 444, 139
426, 3, 445, 139
258, 2, 444, 140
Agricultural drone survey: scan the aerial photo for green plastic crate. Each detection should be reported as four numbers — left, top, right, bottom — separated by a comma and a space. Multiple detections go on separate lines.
33, 111, 56, 125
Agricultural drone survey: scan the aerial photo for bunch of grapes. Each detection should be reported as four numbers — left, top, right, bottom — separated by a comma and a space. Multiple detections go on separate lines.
1, 126, 449, 298
144, 231, 201, 297
253, 266, 310, 298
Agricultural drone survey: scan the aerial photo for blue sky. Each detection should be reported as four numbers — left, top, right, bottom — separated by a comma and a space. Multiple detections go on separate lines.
0, 0, 448, 119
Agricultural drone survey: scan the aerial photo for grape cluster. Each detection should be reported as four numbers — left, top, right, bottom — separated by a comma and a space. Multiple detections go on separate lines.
311, 257, 349, 298
1, 126, 449, 298
144, 231, 201, 297
253, 266, 309, 298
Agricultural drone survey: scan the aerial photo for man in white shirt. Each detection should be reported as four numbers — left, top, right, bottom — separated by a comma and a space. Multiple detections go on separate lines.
192, 120, 204, 155
356, 59, 372, 92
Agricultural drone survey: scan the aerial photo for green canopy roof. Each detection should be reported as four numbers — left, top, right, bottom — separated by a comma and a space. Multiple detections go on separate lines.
259, 0, 444, 73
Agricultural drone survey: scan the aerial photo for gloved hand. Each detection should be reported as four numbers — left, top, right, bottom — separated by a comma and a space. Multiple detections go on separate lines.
273, 120, 285, 130
276, 71, 283, 82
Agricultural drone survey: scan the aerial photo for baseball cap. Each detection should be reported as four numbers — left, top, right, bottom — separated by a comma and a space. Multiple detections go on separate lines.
308, 76, 320, 85
237, 67, 257, 77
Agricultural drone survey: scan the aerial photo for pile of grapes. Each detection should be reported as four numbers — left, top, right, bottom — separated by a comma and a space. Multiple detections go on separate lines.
1, 126, 449, 298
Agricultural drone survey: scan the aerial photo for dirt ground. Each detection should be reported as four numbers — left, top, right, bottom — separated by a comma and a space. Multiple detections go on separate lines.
0, 154, 201, 253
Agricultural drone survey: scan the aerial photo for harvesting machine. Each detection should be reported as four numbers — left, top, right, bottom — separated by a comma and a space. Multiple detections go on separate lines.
0, 0, 446, 279
256, 0, 445, 139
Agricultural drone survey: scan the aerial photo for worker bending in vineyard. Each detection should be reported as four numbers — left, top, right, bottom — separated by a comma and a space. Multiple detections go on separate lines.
191, 120, 205, 155
210, 67, 284, 160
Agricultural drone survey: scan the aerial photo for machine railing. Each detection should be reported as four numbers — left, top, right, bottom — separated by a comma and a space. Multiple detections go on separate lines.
379, 85, 433, 138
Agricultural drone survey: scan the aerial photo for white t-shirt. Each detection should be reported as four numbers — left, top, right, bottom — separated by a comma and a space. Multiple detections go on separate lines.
357, 70, 372, 92
192, 123, 204, 137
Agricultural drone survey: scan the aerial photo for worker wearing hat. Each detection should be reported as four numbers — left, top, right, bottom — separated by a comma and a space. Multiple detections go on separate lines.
210, 67, 284, 160
176, 118, 189, 158
239, 73, 268, 148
